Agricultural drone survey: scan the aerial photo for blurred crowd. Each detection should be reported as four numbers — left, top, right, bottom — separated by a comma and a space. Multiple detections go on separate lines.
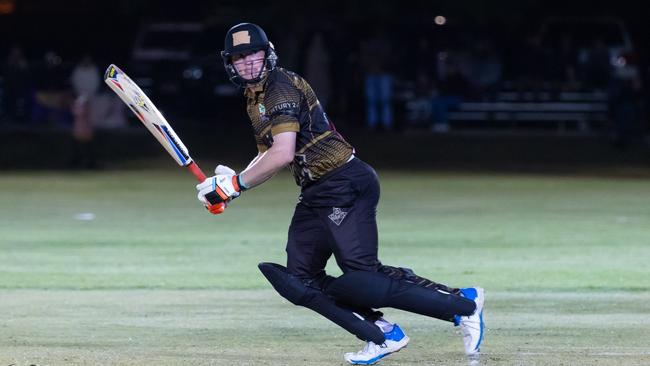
1, 46, 127, 168
282, 23, 646, 146
1, 19, 647, 153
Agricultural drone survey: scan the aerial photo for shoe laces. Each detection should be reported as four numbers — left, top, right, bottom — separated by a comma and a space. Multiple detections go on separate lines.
460, 316, 481, 335
359, 341, 387, 355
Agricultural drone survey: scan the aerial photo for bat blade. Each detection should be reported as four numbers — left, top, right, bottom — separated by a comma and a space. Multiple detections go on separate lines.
103, 64, 192, 167
103, 64, 222, 213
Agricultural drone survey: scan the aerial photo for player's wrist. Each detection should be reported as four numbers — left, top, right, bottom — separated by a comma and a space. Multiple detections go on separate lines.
235, 174, 249, 191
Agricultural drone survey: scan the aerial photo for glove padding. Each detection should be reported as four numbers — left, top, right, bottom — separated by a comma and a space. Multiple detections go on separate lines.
215, 164, 236, 176
196, 165, 243, 206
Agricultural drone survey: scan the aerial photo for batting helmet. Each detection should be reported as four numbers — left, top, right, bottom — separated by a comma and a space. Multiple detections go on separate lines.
221, 23, 278, 87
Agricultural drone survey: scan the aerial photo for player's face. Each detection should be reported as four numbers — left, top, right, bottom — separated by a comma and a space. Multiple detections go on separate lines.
232, 50, 266, 81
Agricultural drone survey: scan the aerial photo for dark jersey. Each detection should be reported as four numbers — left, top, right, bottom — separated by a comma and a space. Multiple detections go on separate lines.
245, 68, 354, 187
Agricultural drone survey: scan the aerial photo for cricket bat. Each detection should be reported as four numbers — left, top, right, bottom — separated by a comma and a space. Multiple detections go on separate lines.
104, 64, 224, 210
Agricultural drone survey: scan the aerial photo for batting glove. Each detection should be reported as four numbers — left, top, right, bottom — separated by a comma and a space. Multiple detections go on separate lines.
196, 165, 246, 205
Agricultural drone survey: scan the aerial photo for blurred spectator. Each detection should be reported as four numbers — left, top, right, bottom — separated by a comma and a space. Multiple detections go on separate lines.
513, 34, 551, 93
276, 24, 301, 72
1, 45, 32, 123
581, 38, 611, 89
467, 39, 502, 98
403, 37, 437, 127
430, 61, 472, 133
360, 29, 394, 131
329, 25, 364, 126
549, 35, 579, 89
608, 57, 644, 150
90, 93, 127, 129
405, 71, 437, 126
69, 54, 100, 169
305, 32, 331, 108
413, 36, 436, 82
404, 36, 436, 86
71, 54, 100, 99
31, 50, 72, 125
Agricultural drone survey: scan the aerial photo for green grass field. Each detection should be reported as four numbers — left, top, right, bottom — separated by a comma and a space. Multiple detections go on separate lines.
1, 169, 649, 365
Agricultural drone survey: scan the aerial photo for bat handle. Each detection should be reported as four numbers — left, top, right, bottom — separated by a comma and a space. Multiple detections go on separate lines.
188, 161, 226, 213
187, 161, 207, 182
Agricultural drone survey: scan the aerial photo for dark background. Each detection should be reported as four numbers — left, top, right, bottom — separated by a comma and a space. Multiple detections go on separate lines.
1, 0, 649, 172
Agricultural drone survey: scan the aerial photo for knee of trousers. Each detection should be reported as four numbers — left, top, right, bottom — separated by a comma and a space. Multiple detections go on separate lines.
325, 270, 392, 308
258, 262, 385, 344
325, 270, 476, 321
257, 262, 320, 306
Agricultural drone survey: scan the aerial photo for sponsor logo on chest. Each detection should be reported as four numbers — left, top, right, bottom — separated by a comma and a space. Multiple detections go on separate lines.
258, 103, 269, 122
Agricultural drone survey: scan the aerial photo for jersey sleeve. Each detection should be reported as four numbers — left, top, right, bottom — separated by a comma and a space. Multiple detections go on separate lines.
264, 81, 301, 136
256, 144, 268, 153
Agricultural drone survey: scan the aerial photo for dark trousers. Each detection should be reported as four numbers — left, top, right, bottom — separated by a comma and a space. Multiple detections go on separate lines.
283, 157, 476, 327
286, 158, 382, 284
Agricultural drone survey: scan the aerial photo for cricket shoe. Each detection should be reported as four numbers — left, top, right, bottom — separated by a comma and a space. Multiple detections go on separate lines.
344, 324, 409, 365
454, 287, 485, 355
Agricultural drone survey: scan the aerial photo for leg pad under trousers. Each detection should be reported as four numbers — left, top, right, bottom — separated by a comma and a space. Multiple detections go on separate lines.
258, 262, 385, 344
325, 267, 476, 322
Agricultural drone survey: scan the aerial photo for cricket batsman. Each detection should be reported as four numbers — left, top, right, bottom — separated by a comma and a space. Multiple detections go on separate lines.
196, 23, 485, 364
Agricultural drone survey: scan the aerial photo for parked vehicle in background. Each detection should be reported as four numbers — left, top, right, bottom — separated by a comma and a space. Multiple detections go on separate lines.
128, 22, 238, 121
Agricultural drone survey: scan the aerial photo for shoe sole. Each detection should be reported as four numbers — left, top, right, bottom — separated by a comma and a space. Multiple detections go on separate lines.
466, 287, 485, 356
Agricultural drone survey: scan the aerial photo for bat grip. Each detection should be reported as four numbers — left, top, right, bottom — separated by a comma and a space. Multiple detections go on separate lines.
187, 161, 207, 182
188, 161, 226, 213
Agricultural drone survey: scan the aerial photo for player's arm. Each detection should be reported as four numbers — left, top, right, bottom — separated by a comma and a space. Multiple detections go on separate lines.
239, 131, 296, 189
196, 133, 295, 207
245, 152, 262, 170
197, 81, 300, 206
238, 77, 301, 188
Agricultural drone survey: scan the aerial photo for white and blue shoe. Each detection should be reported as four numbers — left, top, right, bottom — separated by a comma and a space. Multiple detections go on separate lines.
454, 287, 485, 355
344, 324, 410, 365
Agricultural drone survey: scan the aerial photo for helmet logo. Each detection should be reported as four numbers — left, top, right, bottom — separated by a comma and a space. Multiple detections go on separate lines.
232, 31, 251, 46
